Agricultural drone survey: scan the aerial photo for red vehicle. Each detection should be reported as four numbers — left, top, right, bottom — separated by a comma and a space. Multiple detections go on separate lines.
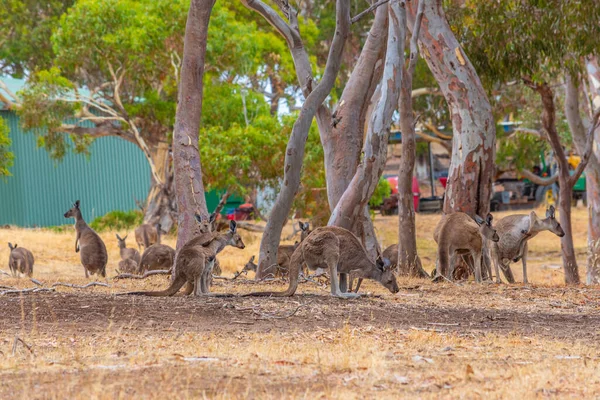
380, 176, 420, 215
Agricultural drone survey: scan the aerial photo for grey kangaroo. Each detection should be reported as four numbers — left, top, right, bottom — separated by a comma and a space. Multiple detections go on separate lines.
134, 223, 158, 251
7, 243, 34, 277
138, 224, 175, 273
435, 213, 500, 282
116, 234, 141, 265
245, 226, 399, 298
275, 221, 311, 277
491, 206, 564, 283
64, 200, 108, 278
126, 219, 245, 296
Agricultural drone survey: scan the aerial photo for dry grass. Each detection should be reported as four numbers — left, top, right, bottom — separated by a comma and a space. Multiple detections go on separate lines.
0, 206, 598, 399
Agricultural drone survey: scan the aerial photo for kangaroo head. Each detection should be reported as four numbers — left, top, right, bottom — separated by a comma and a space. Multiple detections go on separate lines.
194, 213, 212, 234
299, 221, 311, 241
64, 200, 81, 219
116, 234, 127, 248
8, 242, 16, 250
226, 220, 245, 249
543, 205, 564, 237
477, 213, 500, 242
376, 256, 400, 294
243, 255, 257, 273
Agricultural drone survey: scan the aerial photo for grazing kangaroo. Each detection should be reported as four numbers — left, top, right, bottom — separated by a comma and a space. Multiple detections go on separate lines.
134, 224, 158, 251
491, 206, 564, 284
349, 244, 397, 293
7, 243, 34, 277
126, 220, 245, 296
245, 226, 399, 298
436, 213, 500, 283
138, 225, 174, 273
118, 258, 139, 274
116, 234, 141, 265
275, 222, 311, 277
64, 200, 108, 278
242, 255, 258, 274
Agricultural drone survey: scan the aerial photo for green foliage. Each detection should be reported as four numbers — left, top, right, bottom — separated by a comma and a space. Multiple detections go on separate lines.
369, 178, 392, 208
89, 210, 144, 232
0, 117, 14, 177
0, 0, 75, 77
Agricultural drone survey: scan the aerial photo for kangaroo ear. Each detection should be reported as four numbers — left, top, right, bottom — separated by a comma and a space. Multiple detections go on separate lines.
8, 242, 12, 250
74, 200, 80, 208
547, 205, 556, 219
229, 220, 237, 233
123, 234, 128, 240
474, 214, 484, 225
486, 213, 493, 226
209, 212, 217, 224
250, 255, 255, 263
115, 234, 121, 240
194, 213, 203, 223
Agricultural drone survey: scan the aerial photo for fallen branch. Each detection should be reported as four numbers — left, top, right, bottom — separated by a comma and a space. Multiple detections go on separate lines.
235, 221, 265, 232
12, 336, 34, 356
0, 269, 11, 277
252, 302, 310, 320
51, 282, 110, 289
1, 287, 55, 296
0, 285, 16, 290
113, 269, 172, 280
30, 278, 43, 286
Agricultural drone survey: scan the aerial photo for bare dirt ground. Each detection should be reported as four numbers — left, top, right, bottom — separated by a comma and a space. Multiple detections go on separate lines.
1, 207, 599, 399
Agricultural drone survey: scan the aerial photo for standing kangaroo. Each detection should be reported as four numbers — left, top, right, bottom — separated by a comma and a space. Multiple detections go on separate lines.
64, 200, 108, 278
275, 221, 311, 277
126, 220, 245, 296
134, 223, 158, 251
245, 226, 399, 298
116, 234, 141, 264
436, 213, 500, 282
7, 243, 34, 277
491, 206, 564, 284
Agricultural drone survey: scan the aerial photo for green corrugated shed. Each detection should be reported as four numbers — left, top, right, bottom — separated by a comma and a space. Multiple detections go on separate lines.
0, 109, 152, 227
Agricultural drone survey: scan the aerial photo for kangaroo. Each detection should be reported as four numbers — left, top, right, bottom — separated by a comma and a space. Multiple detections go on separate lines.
116, 234, 141, 265
138, 225, 174, 273
349, 244, 397, 293
64, 200, 108, 278
118, 258, 139, 274
435, 213, 500, 283
491, 206, 564, 284
126, 220, 245, 296
134, 224, 158, 251
242, 255, 258, 274
7, 243, 34, 277
244, 226, 399, 298
275, 221, 311, 277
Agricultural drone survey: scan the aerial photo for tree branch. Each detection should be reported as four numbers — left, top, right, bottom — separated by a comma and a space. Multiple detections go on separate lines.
241, 0, 302, 47
407, 0, 424, 76
411, 87, 441, 98
422, 121, 452, 140
416, 130, 452, 153
570, 107, 600, 186
351, 0, 391, 24
520, 169, 558, 186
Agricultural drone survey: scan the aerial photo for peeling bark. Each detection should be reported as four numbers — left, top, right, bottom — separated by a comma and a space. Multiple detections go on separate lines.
586, 58, 600, 284
256, 0, 351, 278
329, 0, 405, 232
172, 0, 215, 254
397, 0, 428, 278
407, 0, 495, 217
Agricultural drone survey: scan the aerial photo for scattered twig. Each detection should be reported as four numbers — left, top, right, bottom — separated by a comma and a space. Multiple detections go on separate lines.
30, 278, 43, 286
113, 269, 172, 280
252, 301, 312, 320
12, 336, 34, 356
351, 0, 391, 24
0, 285, 16, 290
211, 275, 229, 281
0, 269, 11, 277
52, 282, 110, 289
426, 322, 460, 327
1, 287, 55, 296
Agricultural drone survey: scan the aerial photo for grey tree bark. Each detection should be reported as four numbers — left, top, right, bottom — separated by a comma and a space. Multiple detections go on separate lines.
397, 0, 428, 278
407, 0, 496, 218
255, 0, 351, 278
566, 71, 600, 284
329, 0, 405, 234
172, 0, 215, 254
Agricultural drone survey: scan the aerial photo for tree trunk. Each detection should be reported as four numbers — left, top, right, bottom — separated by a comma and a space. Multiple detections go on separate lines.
172, 0, 215, 252
256, 0, 351, 278
143, 141, 177, 232
407, 0, 496, 218
323, 4, 388, 259
397, 0, 427, 278
329, 0, 405, 232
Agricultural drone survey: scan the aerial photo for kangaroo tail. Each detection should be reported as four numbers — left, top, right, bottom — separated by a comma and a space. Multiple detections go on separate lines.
243, 246, 303, 297
122, 274, 186, 297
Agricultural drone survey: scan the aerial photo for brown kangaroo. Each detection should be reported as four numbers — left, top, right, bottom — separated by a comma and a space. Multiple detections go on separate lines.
349, 244, 397, 293
245, 226, 399, 298
275, 222, 311, 277
64, 200, 108, 278
491, 206, 564, 284
125, 220, 245, 296
7, 243, 34, 277
134, 223, 158, 251
118, 258, 139, 274
138, 225, 174, 273
116, 234, 141, 265
242, 255, 258, 274
435, 213, 500, 282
